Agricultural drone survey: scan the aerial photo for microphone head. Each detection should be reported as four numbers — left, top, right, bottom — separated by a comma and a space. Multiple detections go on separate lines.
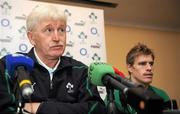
113, 66, 125, 78
22, 86, 33, 99
5, 53, 34, 78
88, 62, 115, 86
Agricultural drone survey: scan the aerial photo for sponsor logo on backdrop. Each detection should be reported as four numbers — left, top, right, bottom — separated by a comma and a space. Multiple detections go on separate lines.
15, 14, 26, 20
64, 9, 71, 17
92, 53, 101, 61
0, 35, 12, 42
80, 48, 87, 56
1, 18, 10, 27
0, 48, 10, 58
0, 1, 12, 15
66, 41, 74, 47
98, 86, 106, 94
78, 32, 87, 44
66, 24, 73, 35
90, 27, 100, 37
91, 43, 101, 49
18, 26, 27, 39
64, 51, 73, 58
89, 12, 97, 24
75, 20, 85, 26
66, 25, 71, 32
19, 43, 28, 52
90, 27, 98, 35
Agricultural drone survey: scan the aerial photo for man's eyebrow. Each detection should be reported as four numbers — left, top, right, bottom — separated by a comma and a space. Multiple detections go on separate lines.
138, 61, 154, 65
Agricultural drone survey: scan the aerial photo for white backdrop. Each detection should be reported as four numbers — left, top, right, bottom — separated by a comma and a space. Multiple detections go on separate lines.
0, 0, 107, 99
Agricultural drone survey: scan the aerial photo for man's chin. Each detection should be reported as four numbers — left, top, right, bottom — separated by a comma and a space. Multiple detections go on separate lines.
49, 53, 63, 59
144, 80, 152, 85
51, 51, 64, 56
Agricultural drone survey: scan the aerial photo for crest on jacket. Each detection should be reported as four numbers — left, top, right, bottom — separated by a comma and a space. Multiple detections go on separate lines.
66, 82, 74, 93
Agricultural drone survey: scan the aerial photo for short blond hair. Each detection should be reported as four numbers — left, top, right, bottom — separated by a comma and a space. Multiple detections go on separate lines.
26, 5, 67, 31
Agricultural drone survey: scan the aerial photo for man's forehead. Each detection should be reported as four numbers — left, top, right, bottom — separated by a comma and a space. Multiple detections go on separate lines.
40, 19, 66, 25
35, 20, 66, 30
135, 55, 153, 62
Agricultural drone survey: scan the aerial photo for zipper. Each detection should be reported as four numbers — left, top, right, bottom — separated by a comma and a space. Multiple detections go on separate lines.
49, 71, 54, 90
50, 80, 53, 89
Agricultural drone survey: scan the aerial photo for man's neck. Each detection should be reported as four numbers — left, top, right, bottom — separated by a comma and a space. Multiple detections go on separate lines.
33, 49, 60, 68
130, 76, 149, 89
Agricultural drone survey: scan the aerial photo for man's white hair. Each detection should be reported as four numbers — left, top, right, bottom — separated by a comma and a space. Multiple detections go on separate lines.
26, 5, 67, 31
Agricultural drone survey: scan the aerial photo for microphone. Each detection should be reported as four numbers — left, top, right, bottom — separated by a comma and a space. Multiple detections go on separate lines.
88, 62, 164, 114
88, 62, 131, 93
88, 62, 137, 91
113, 67, 140, 88
6, 53, 34, 99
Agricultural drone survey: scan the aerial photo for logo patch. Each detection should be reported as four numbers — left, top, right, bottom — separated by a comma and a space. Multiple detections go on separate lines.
66, 82, 74, 93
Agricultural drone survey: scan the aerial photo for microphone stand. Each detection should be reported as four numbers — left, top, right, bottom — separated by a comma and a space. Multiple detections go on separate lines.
106, 87, 118, 114
16, 93, 25, 114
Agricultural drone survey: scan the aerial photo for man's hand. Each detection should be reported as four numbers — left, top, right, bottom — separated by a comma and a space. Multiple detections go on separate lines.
24, 103, 40, 114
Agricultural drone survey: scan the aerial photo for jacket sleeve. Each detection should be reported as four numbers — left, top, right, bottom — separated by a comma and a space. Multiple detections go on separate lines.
36, 66, 106, 114
0, 59, 17, 114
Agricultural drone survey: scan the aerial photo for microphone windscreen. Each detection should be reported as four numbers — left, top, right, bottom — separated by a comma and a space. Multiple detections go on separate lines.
88, 62, 115, 86
5, 53, 34, 78
113, 66, 125, 78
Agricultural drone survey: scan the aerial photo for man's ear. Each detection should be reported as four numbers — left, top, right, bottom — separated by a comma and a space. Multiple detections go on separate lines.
27, 31, 36, 46
127, 64, 133, 74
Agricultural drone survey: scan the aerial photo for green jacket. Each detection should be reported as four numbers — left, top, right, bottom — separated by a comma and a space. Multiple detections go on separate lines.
105, 85, 170, 114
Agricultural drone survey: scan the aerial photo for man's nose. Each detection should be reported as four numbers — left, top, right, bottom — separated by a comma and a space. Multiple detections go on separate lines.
146, 63, 152, 70
52, 31, 60, 41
